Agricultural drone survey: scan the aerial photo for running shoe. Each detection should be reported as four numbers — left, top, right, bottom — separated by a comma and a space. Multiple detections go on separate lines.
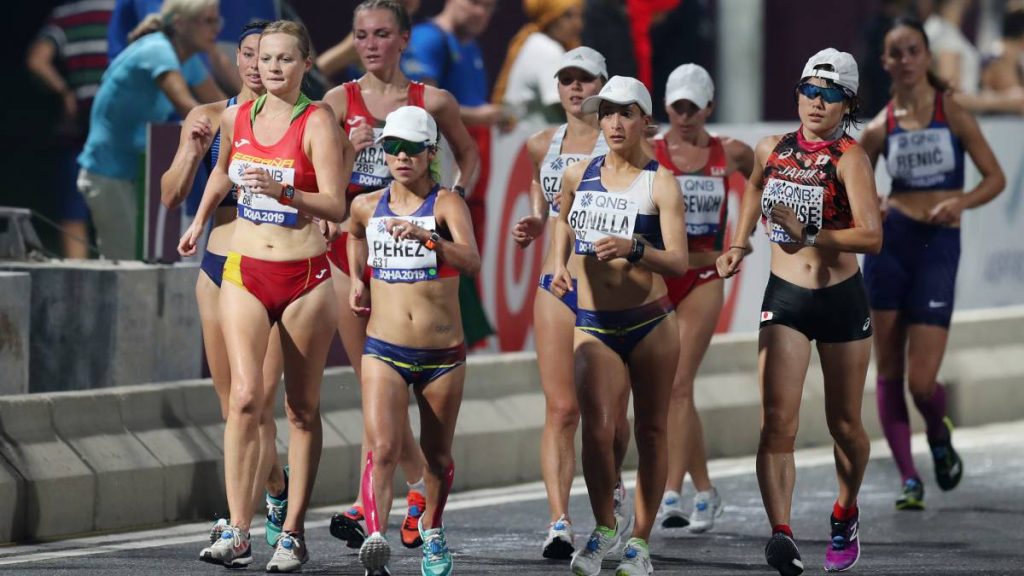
265, 474, 289, 547
331, 504, 367, 549
613, 478, 627, 518
199, 524, 252, 568
612, 479, 633, 550
208, 517, 227, 544
824, 513, 860, 572
542, 514, 575, 560
266, 531, 308, 573
420, 524, 453, 576
764, 532, 804, 576
895, 478, 925, 510
615, 537, 654, 576
689, 487, 723, 533
359, 532, 391, 575
571, 525, 620, 576
657, 490, 690, 529
930, 417, 963, 491
401, 488, 427, 548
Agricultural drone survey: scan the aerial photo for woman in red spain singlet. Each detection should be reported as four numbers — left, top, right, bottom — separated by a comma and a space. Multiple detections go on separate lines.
652, 63, 754, 534
180, 21, 351, 573
321, 0, 479, 551
860, 18, 1004, 512
717, 49, 882, 576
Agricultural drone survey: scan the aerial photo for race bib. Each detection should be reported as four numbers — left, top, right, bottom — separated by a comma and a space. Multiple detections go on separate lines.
677, 175, 726, 237
886, 128, 956, 187
567, 191, 639, 255
351, 127, 390, 190
540, 153, 588, 214
761, 178, 823, 244
366, 215, 439, 283
229, 158, 299, 226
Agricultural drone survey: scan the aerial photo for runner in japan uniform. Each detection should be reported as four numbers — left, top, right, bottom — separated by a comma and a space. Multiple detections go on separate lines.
651, 62, 755, 535
859, 18, 1005, 513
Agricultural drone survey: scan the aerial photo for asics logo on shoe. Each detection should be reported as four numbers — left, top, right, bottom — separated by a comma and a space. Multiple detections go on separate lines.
863, 317, 871, 331
625, 546, 638, 559
928, 300, 948, 308
586, 536, 601, 552
234, 138, 250, 148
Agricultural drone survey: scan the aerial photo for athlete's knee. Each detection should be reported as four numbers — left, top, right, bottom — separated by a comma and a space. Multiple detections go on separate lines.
906, 375, 937, 400
545, 397, 580, 432
580, 417, 616, 447
423, 452, 454, 479
633, 418, 668, 449
827, 415, 866, 446
284, 399, 320, 432
369, 437, 402, 470
758, 419, 797, 453
668, 376, 695, 404
228, 380, 264, 417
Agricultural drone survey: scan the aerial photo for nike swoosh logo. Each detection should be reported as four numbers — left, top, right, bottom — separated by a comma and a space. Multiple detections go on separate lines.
928, 300, 948, 308
233, 138, 249, 148
581, 177, 602, 182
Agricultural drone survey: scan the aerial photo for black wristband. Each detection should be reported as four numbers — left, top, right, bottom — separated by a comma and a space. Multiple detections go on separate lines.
626, 238, 645, 263
453, 185, 466, 198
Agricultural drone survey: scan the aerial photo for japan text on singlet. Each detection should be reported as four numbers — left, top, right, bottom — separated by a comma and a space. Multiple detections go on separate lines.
653, 135, 729, 251
760, 129, 856, 244
540, 124, 609, 217
884, 90, 964, 193
344, 81, 426, 198
229, 95, 319, 227
567, 155, 662, 255
366, 185, 459, 283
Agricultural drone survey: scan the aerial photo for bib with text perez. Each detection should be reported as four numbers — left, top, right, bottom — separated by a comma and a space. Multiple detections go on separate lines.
761, 178, 823, 244
366, 216, 439, 283
568, 191, 640, 255
229, 158, 299, 226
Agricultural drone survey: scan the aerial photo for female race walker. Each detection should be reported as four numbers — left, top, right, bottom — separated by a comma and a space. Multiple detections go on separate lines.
860, 18, 1004, 511
511, 46, 633, 560
652, 63, 754, 533
181, 20, 350, 573
551, 76, 688, 576
161, 20, 295, 549
323, 0, 479, 551
347, 105, 480, 576
718, 49, 882, 575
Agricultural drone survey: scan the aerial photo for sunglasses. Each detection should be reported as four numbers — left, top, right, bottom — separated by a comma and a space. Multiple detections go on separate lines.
557, 71, 598, 86
380, 138, 430, 156
797, 83, 847, 104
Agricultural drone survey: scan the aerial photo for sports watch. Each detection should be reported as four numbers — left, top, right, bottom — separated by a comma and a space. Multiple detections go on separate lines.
803, 223, 819, 246
424, 231, 442, 250
279, 184, 296, 205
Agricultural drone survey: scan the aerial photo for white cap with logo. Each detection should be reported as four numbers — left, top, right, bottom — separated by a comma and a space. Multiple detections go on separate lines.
665, 63, 714, 109
800, 48, 859, 94
554, 46, 608, 80
375, 106, 438, 145
581, 75, 653, 116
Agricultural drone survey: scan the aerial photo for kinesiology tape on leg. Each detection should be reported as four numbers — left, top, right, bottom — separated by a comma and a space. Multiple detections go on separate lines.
430, 461, 455, 528
362, 451, 381, 534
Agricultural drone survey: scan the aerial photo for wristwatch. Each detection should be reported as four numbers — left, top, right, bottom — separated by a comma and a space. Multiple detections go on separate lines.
453, 185, 466, 198
424, 231, 442, 250
803, 223, 819, 246
279, 184, 296, 206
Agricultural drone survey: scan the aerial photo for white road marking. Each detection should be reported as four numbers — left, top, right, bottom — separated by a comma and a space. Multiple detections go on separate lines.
0, 420, 1020, 566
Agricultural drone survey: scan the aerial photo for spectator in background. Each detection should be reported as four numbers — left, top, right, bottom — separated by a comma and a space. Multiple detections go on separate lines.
979, 5, 1024, 104
27, 0, 115, 259
491, 0, 584, 126
925, 0, 980, 94
860, 0, 915, 118
317, 0, 422, 83
402, 0, 502, 347
582, 0, 637, 79
77, 0, 220, 260
649, 0, 713, 123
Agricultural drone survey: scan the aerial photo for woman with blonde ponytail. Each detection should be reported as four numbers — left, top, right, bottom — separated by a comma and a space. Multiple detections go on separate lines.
492, 0, 585, 125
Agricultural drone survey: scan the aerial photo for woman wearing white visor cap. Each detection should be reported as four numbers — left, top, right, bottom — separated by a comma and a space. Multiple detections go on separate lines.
652, 63, 754, 534
717, 48, 881, 575
551, 75, 688, 576
511, 46, 633, 561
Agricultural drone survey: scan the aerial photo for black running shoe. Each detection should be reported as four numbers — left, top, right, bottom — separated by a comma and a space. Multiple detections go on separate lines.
765, 532, 804, 576
930, 417, 963, 491
330, 505, 367, 549
895, 478, 925, 510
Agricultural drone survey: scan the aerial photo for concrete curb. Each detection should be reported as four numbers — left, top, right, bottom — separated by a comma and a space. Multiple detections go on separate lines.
0, 306, 1020, 542
0, 272, 30, 396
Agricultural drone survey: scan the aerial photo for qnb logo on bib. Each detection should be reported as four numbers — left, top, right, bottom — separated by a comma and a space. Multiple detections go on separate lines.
366, 216, 439, 283
541, 154, 588, 213
761, 178, 823, 244
229, 159, 299, 226
352, 127, 391, 188
678, 175, 725, 236
568, 191, 639, 255
887, 128, 956, 186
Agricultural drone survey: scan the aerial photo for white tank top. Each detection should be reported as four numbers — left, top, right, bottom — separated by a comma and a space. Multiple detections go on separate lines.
567, 155, 662, 255
539, 124, 609, 217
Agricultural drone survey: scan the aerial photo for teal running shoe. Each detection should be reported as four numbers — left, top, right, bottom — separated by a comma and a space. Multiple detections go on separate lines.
420, 524, 453, 576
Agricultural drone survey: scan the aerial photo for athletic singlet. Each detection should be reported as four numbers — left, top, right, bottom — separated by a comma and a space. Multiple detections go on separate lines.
229, 94, 319, 227
366, 184, 459, 283
884, 90, 965, 193
539, 124, 609, 217
568, 155, 662, 255
653, 135, 729, 252
345, 81, 426, 199
209, 96, 238, 208
760, 129, 856, 244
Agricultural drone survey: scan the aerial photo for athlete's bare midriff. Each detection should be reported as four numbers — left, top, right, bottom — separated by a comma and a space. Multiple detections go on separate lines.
887, 189, 963, 227
231, 217, 326, 261
769, 244, 861, 290
365, 277, 463, 348
575, 256, 668, 311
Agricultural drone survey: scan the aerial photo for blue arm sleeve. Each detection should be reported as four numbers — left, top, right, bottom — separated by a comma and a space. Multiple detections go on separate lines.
402, 24, 448, 84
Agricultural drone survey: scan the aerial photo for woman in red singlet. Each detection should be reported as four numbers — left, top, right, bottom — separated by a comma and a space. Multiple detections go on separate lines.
653, 63, 753, 534
718, 49, 881, 576
322, 0, 479, 551
181, 20, 351, 573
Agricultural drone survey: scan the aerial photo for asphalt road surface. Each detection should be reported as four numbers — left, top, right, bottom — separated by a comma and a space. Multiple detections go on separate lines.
2, 420, 1022, 575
